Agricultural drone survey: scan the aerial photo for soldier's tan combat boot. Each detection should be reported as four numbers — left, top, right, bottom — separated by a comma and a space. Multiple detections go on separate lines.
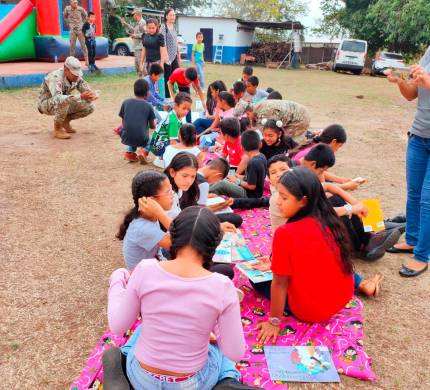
62, 118, 76, 133
54, 122, 71, 139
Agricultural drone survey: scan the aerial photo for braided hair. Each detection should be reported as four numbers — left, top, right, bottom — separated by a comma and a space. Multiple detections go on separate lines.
170, 206, 223, 270
116, 170, 168, 240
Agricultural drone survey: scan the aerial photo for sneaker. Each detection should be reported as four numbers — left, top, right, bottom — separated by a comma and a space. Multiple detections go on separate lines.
124, 152, 138, 162
153, 156, 165, 169
213, 378, 262, 389
102, 347, 131, 390
364, 229, 402, 261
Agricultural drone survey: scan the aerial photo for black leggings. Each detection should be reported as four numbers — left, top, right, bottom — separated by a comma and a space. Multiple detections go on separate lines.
163, 57, 179, 98
217, 213, 243, 228
329, 195, 370, 251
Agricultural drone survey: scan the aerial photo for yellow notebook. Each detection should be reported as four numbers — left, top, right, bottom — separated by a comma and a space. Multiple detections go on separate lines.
361, 199, 385, 232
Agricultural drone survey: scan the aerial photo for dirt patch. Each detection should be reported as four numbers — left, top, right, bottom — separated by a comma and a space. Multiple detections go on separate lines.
0, 65, 428, 390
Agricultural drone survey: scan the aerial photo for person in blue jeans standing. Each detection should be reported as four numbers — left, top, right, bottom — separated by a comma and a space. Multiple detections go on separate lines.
386, 47, 430, 277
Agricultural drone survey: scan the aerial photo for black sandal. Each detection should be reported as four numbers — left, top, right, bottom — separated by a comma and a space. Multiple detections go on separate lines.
399, 264, 428, 277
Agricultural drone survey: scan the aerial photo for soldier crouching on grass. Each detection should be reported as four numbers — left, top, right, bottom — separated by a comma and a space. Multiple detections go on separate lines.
37, 56, 97, 139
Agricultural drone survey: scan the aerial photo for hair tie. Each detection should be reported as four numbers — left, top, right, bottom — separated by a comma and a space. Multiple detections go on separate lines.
261, 118, 268, 126
276, 120, 283, 128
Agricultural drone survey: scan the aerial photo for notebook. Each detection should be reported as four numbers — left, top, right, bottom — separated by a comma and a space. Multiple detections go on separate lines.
264, 346, 340, 383
361, 198, 385, 232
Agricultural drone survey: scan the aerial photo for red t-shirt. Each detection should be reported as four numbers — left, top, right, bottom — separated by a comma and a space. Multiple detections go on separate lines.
169, 68, 199, 88
222, 137, 243, 167
271, 217, 353, 323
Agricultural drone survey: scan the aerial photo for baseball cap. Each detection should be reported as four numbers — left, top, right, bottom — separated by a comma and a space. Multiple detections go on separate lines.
64, 56, 83, 77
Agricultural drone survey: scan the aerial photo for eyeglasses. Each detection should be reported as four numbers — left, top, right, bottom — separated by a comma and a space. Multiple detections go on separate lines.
153, 189, 174, 198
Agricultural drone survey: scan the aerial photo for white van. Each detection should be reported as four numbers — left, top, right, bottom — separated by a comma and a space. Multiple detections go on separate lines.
333, 39, 368, 75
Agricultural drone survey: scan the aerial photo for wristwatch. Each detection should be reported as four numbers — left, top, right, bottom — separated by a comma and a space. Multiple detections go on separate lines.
268, 316, 281, 326
343, 203, 353, 218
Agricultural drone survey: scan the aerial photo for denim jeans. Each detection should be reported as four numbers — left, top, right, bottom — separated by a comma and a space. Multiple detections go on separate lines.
195, 61, 205, 88
122, 326, 240, 390
406, 134, 430, 263
193, 118, 214, 134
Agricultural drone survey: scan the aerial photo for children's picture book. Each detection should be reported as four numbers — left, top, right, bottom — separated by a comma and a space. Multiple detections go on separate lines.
213, 231, 254, 263
236, 260, 273, 283
264, 346, 340, 383
361, 198, 385, 232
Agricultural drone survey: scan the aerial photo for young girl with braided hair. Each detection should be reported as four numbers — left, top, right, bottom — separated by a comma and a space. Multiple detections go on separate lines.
106, 206, 248, 390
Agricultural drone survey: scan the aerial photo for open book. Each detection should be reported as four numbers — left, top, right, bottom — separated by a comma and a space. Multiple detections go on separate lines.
213, 231, 254, 264
236, 260, 273, 283
264, 346, 340, 382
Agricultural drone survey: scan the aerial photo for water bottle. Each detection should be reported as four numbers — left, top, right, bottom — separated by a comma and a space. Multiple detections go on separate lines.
54, 55, 58, 63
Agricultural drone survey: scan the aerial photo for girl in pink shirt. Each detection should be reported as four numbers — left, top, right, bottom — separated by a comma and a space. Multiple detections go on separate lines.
106, 207, 246, 390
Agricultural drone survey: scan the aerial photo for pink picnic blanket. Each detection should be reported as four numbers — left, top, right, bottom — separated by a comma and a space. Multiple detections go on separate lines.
70, 208, 376, 390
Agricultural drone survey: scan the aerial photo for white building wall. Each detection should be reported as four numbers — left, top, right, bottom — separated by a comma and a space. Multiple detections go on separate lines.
177, 16, 254, 47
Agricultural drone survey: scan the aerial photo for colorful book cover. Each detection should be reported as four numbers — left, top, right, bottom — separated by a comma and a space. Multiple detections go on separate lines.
236, 260, 273, 283
213, 231, 254, 263
361, 198, 385, 232
264, 346, 340, 383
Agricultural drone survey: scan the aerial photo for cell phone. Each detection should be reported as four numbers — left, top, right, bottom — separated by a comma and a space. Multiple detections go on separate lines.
387, 67, 411, 80
352, 177, 366, 184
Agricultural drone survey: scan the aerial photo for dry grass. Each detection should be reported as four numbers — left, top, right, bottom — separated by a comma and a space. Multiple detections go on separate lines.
0, 64, 429, 390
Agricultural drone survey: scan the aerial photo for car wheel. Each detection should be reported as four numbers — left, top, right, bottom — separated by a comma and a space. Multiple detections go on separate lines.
353, 69, 362, 75
332, 65, 338, 72
115, 44, 130, 56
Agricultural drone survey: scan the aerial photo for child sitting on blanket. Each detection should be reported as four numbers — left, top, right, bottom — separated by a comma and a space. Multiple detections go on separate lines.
106, 207, 247, 390
302, 144, 401, 261
211, 130, 267, 199
291, 124, 363, 191
163, 124, 204, 168
149, 92, 192, 168
200, 91, 238, 137
255, 167, 355, 342
163, 152, 239, 231
260, 119, 295, 161
197, 158, 243, 228
116, 170, 173, 271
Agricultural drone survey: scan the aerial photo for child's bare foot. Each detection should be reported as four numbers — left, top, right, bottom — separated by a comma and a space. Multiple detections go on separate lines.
358, 273, 384, 297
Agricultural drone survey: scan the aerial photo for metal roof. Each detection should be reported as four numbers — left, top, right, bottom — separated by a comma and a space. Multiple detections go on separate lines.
236, 19, 304, 30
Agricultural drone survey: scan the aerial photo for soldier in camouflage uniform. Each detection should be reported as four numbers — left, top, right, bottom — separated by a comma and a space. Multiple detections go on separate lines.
63, 0, 89, 66
120, 9, 146, 77
37, 57, 97, 139
235, 98, 310, 143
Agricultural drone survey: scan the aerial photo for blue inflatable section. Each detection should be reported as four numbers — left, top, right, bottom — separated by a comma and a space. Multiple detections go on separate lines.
34, 35, 109, 62
0, 5, 14, 20
186, 44, 249, 65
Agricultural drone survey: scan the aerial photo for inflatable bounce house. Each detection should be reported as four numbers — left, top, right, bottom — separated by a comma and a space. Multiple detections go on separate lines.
0, 0, 108, 62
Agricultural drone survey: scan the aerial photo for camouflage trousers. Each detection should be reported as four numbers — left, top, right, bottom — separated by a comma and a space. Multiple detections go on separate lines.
38, 96, 95, 124
134, 49, 143, 77
70, 29, 89, 61
284, 111, 311, 144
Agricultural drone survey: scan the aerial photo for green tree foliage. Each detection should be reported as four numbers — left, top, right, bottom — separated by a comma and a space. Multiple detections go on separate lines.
216, 0, 307, 22
318, 0, 430, 56
132, 0, 212, 14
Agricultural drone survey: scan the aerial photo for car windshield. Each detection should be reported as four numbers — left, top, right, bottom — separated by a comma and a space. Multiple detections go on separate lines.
381, 53, 403, 60
342, 41, 366, 53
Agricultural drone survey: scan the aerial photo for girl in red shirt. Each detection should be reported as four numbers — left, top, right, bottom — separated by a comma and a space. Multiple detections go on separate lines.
257, 167, 354, 344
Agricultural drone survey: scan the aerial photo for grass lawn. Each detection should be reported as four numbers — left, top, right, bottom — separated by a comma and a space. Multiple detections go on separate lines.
0, 64, 428, 390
